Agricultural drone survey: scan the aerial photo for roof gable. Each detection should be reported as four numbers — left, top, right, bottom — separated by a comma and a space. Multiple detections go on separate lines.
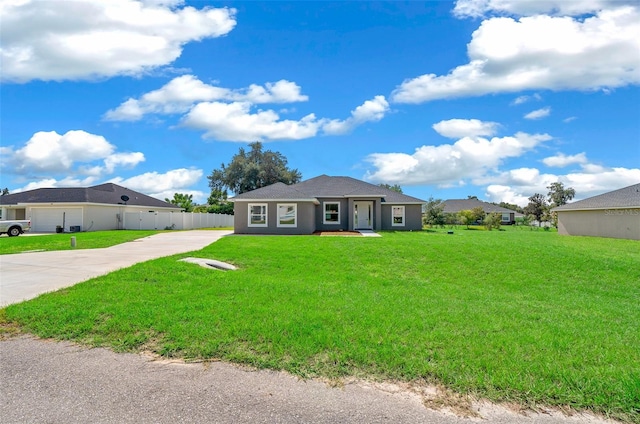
553, 183, 640, 211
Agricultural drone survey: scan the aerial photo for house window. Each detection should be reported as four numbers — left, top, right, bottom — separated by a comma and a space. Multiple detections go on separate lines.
323, 202, 340, 224
501, 213, 510, 222
248, 203, 267, 227
392, 206, 405, 226
277, 203, 297, 227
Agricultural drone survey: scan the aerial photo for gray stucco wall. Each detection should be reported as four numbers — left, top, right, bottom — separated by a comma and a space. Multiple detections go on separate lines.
557, 208, 640, 240
314, 198, 349, 231
233, 201, 316, 235
381, 204, 423, 231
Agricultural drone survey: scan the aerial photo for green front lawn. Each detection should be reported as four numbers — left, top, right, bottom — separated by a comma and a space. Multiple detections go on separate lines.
2, 229, 639, 422
0, 230, 161, 254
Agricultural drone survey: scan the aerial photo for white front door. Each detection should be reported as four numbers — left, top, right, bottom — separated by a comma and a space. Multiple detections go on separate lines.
353, 201, 373, 229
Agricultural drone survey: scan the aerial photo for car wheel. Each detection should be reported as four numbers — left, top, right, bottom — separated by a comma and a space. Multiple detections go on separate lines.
8, 226, 21, 237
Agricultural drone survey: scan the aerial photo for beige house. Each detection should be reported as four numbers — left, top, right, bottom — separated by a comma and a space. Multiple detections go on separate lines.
553, 183, 640, 240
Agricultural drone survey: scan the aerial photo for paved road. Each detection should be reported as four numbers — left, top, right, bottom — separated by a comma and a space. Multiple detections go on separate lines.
0, 230, 232, 306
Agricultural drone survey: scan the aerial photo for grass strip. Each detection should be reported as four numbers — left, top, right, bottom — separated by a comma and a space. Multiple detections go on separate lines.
0, 230, 161, 254
3, 229, 639, 422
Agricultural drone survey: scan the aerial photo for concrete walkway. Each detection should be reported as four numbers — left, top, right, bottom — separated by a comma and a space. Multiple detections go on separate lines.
0, 230, 232, 306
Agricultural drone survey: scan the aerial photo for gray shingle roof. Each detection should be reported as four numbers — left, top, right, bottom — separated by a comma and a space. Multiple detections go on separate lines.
0, 183, 180, 209
553, 183, 640, 211
231, 175, 425, 203
231, 182, 318, 202
442, 199, 517, 214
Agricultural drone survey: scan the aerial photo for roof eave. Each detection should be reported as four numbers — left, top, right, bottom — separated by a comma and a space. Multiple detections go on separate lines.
231, 198, 320, 205
554, 205, 640, 212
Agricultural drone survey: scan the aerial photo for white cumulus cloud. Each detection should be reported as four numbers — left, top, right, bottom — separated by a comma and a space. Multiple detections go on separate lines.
104, 75, 308, 121
181, 102, 322, 142
0, 0, 236, 83
524, 107, 551, 120
364, 131, 551, 186
108, 168, 205, 201
453, 0, 637, 18
5, 130, 145, 179
392, 6, 640, 103
511, 93, 541, 105
542, 152, 588, 167
432, 118, 499, 138
322, 96, 389, 135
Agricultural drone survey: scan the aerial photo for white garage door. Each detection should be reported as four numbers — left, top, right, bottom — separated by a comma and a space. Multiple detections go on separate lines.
31, 208, 83, 232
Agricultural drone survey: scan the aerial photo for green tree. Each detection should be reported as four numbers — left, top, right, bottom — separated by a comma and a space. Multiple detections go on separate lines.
208, 142, 301, 195
471, 206, 485, 223
459, 209, 476, 229
1, 188, 9, 196
483, 212, 502, 231
165, 193, 194, 212
524, 193, 548, 226
547, 181, 575, 228
422, 197, 445, 227
378, 183, 403, 193
547, 181, 576, 207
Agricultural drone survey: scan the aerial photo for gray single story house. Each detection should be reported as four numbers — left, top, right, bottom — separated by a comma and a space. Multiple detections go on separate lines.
230, 175, 425, 235
0, 183, 181, 232
553, 183, 640, 240
441, 198, 521, 225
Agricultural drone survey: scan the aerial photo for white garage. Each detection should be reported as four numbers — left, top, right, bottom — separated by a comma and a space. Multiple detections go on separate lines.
31, 207, 83, 232
0, 183, 181, 233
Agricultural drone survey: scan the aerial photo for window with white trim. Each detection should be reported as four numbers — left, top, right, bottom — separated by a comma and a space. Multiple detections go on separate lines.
392, 206, 405, 226
277, 203, 297, 227
323, 202, 340, 224
248, 203, 267, 227
501, 213, 511, 222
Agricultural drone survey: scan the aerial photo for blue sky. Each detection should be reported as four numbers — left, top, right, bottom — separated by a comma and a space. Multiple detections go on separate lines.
2, 0, 639, 206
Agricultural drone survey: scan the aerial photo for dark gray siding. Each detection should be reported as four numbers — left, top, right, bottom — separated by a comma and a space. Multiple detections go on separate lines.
381, 204, 423, 230
314, 198, 349, 231
233, 201, 316, 235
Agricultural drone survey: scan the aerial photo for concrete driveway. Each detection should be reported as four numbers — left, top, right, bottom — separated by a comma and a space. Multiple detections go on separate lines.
0, 230, 232, 306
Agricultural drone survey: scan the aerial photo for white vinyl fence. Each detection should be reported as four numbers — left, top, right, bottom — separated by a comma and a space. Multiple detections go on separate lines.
123, 211, 233, 230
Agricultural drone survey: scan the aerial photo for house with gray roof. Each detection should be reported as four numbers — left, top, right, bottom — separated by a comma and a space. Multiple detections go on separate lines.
230, 175, 425, 234
0, 183, 181, 232
552, 183, 640, 240
441, 198, 521, 225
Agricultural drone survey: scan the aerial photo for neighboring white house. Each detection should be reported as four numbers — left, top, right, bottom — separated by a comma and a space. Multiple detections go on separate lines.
0, 183, 183, 232
553, 183, 640, 241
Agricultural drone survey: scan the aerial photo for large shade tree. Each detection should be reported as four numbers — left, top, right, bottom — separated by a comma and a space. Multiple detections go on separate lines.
208, 142, 302, 196
547, 182, 576, 207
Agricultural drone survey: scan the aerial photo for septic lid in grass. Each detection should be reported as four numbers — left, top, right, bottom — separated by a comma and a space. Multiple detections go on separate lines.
179, 257, 237, 271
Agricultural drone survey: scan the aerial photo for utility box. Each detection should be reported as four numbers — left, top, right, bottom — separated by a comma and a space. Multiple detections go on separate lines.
69, 225, 81, 232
